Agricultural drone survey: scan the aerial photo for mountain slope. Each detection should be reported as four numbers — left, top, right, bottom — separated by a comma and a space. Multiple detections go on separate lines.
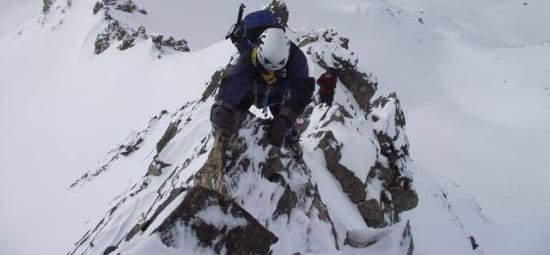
1, 0, 549, 255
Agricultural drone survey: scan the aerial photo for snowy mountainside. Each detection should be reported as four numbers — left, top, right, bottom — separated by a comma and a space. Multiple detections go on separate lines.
67, 21, 420, 254
1, 0, 549, 255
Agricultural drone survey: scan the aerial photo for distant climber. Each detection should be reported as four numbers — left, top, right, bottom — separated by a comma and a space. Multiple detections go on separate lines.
316, 69, 338, 106
211, 9, 314, 156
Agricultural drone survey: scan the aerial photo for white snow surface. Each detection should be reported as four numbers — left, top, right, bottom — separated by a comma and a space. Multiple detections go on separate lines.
1, 0, 550, 255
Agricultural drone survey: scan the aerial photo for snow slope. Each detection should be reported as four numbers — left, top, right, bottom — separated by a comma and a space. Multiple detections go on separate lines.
1, 0, 549, 254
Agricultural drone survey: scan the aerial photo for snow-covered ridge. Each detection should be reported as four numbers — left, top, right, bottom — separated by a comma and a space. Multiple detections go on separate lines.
67, 4, 420, 254
40, 0, 190, 56
91, 0, 190, 56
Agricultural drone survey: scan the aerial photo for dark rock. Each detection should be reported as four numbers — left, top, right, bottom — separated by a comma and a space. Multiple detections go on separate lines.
273, 185, 298, 219
357, 199, 385, 227
152, 35, 190, 55
194, 136, 237, 194
118, 37, 135, 51
322, 29, 349, 49
333, 56, 377, 112
104, 0, 117, 6
367, 93, 418, 218
126, 188, 186, 241
469, 235, 479, 250
201, 68, 224, 102
297, 28, 350, 49
93, 1, 104, 15
156, 121, 180, 153
297, 33, 319, 48
93, 2, 184, 55
266, 0, 289, 27
120, 137, 143, 156
152, 35, 188, 51
115, 0, 138, 13
103, 245, 117, 255
147, 159, 171, 176
304, 31, 377, 112
95, 20, 129, 54
317, 131, 366, 203
390, 186, 418, 213
95, 33, 111, 55
154, 187, 278, 254
43, 0, 53, 14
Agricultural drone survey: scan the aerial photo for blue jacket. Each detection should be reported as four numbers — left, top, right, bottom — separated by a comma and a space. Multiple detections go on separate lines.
219, 43, 314, 115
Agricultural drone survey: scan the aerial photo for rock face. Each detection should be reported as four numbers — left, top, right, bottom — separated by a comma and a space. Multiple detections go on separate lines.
43, 0, 54, 13
296, 28, 416, 228
368, 93, 418, 215
155, 186, 278, 255
92, 0, 189, 55
300, 28, 377, 111
267, 0, 289, 27
193, 115, 341, 253
318, 131, 366, 203
151, 35, 190, 55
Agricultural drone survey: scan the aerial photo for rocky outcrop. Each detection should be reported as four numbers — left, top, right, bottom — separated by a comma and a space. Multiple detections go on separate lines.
297, 28, 350, 49
114, 0, 147, 14
43, 0, 54, 14
194, 115, 340, 252
155, 186, 278, 255
92, 0, 189, 55
368, 93, 418, 215
151, 35, 190, 56
301, 29, 377, 111
156, 120, 180, 153
267, 0, 289, 27
332, 56, 378, 111
94, 17, 148, 54
318, 131, 366, 203
302, 29, 416, 228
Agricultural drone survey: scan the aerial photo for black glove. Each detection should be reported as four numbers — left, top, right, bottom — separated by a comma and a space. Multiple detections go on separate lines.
210, 103, 236, 138
269, 108, 298, 147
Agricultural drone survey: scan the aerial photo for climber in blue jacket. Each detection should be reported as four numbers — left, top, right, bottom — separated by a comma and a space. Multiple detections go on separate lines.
211, 10, 314, 149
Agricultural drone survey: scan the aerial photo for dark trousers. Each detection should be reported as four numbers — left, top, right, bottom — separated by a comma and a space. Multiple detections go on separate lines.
319, 93, 334, 106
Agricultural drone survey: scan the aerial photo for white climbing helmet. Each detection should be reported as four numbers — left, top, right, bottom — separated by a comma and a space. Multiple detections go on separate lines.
256, 28, 291, 71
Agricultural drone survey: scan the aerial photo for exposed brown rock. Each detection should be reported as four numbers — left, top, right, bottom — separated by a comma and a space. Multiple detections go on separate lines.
317, 131, 366, 203
357, 199, 385, 227
154, 187, 278, 255
333, 56, 377, 112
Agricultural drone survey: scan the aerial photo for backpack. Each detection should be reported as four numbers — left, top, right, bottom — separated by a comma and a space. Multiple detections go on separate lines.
226, 5, 281, 53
